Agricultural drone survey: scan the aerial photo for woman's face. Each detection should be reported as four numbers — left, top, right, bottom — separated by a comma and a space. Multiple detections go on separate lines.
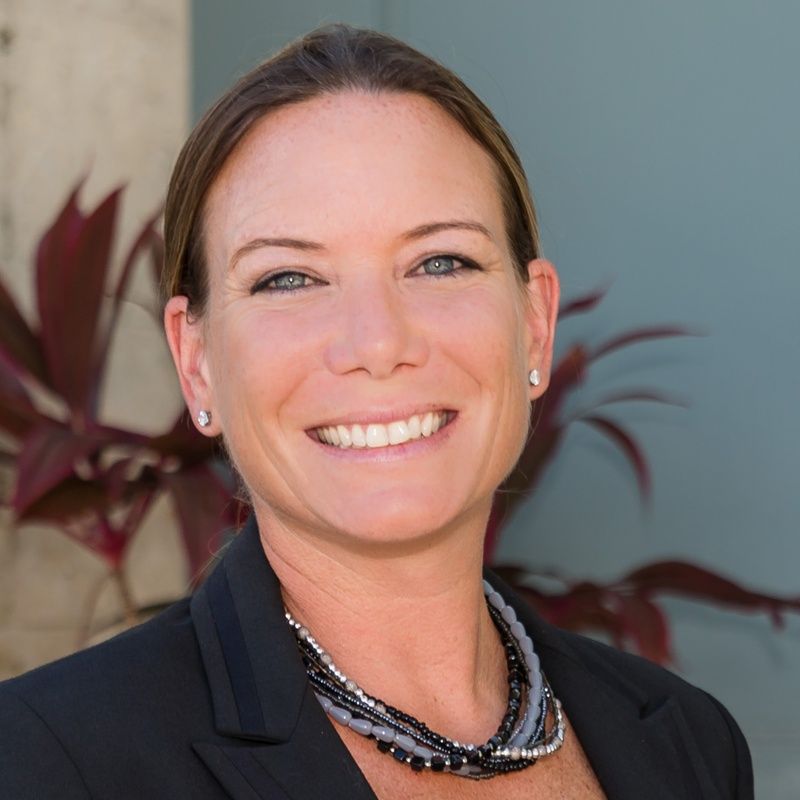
165, 91, 558, 549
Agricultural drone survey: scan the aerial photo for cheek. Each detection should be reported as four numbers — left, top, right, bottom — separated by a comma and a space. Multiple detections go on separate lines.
207, 306, 321, 430
424, 285, 528, 387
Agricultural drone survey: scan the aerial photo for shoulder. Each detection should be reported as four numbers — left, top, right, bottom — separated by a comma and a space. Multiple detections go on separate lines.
542, 624, 753, 796
1, 596, 197, 710
486, 569, 753, 796
0, 597, 212, 794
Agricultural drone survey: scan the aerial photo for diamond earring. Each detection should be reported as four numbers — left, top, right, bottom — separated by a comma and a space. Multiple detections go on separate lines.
528, 369, 541, 387
197, 410, 212, 428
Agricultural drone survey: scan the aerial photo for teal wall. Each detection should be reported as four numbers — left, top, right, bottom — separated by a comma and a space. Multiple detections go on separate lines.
192, 2, 800, 794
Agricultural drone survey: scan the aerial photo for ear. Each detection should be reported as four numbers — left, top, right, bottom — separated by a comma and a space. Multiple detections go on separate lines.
163, 296, 218, 436
521, 258, 560, 398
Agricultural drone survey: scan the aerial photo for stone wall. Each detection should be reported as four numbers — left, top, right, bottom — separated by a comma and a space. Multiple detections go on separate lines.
0, 0, 190, 678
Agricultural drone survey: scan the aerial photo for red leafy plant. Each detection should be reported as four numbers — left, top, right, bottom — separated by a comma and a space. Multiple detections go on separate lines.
485, 290, 800, 663
1, 182, 798, 662
0, 182, 242, 639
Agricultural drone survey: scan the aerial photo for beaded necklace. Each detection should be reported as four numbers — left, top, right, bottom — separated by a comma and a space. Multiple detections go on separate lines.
285, 579, 565, 780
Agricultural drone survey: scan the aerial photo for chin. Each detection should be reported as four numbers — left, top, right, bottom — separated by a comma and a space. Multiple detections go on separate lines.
321, 491, 481, 552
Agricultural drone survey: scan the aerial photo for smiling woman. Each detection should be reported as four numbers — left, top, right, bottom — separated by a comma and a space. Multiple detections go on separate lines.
0, 23, 752, 800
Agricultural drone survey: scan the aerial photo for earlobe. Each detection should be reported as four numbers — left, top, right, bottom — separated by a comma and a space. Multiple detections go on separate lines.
523, 258, 560, 394
163, 296, 217, 434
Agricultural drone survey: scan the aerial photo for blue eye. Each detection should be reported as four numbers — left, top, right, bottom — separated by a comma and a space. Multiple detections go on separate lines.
251, 271, 314, 294
419, 254, 480, 278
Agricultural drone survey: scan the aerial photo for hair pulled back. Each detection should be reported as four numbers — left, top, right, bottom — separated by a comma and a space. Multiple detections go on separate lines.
162, 23, 540, 314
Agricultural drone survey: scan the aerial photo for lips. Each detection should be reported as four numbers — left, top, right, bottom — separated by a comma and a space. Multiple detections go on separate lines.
312, 410, 454, 449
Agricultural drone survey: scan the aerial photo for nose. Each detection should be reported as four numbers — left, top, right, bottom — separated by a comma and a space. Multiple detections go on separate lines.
323, 273, 429, 379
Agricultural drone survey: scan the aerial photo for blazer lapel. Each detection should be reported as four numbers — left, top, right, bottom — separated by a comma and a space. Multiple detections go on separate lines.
190, 518, 377, 800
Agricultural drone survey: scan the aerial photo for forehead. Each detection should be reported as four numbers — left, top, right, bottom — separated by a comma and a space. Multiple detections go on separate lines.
203, 91, 506, 259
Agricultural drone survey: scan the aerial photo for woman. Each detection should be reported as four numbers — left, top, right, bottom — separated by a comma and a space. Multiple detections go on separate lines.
0, 24, 751, 799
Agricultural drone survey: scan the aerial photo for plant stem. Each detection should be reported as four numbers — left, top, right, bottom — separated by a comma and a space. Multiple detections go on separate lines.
112, 568, 138, 627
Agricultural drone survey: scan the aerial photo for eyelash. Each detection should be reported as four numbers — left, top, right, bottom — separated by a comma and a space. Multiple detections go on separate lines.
250, 254, 481, 295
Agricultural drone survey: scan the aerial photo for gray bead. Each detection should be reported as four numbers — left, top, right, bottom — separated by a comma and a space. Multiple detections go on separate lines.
510, 620, 526, 640
372, 725, 396, 743
487, 591, 505, 610
413, 746, 433, 760
482, 579, 494, 596
348, 718, 373, 736
524, 652, 539, 671
316, 694, 333, 712
500, 604, 517, 624
521, 715, 537, 737
328, 706, 352, 725
529, 675, 543, 705
510, 732, 529, 747
395, 733, 417, 751
520, 635, 534, 655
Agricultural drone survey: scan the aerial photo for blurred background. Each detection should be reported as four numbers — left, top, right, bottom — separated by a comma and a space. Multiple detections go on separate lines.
1, 1, 798, 795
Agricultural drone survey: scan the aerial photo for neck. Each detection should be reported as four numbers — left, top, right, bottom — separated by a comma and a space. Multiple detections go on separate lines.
255, 502, 509, 744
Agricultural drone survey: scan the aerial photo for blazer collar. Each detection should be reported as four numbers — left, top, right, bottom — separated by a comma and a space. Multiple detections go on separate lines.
190, 518, 719, 800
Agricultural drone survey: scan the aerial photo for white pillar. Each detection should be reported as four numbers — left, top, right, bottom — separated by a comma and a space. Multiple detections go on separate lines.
0, 0, 190, 677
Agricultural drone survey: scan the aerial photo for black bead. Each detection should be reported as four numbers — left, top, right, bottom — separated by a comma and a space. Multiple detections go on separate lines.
377, 740, 392, 753
449, 755, 465, 770
410, 756, 425, 772
466, 750, 482, 765
393, 748, 408, 763
431, 755, 446, 772
488, 735, 503, 748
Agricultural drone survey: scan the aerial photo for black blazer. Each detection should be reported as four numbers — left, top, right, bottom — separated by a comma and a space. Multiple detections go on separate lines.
0, 517, 753, 799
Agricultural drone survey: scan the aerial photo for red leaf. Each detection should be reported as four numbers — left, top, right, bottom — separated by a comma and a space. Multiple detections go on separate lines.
579, 415, 652, 502
620, 560, 800, 620
584, 388, 688, 410
162, 464, 236, 582
591, 326, 696, 362
90, 207, 163, 410
11, 422, 109, 515
18, 476, 109, 524
612, 593, 673, 664
558, 286, 609, 320
0, 362, 41, 438
0, 279, 48, 385
35, 182, 122, 417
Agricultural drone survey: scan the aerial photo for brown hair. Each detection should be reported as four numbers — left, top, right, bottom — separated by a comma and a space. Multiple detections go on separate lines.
162, 23, 540, 314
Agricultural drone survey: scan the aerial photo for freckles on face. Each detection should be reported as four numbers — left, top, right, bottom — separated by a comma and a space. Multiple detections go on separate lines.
198, 91, 537, 543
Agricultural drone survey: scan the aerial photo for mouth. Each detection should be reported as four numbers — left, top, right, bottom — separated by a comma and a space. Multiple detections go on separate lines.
309, 410, 457, 449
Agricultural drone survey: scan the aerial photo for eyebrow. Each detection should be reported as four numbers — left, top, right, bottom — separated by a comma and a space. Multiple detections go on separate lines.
228, 220, 494, 271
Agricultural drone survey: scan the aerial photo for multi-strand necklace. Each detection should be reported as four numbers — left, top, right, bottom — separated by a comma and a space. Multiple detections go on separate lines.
285, 579, 565, 780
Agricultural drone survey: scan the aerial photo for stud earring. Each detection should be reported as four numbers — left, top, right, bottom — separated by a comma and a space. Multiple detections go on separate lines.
528, 369, 541, 387
197, 410, 212, 428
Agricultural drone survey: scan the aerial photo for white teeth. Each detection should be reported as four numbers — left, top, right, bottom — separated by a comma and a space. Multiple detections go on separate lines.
315, 411, 449, 449
388, 421, 410, 445
366, 424, 389, 448
351, 424, 367, 448
336, 425, 352, 447
421, 412, 434, 437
